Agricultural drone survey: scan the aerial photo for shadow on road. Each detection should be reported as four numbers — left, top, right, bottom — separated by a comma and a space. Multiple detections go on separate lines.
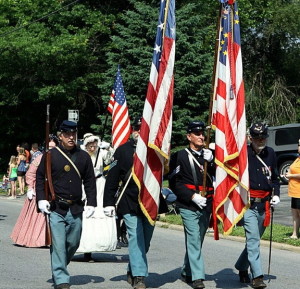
0, 214, 8, 220
72, 252, 129, 263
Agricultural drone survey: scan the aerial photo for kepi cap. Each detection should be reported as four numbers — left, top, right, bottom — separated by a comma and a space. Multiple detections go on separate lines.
187, 121, 205, 133
249, 122, 269, 139
59, 120, 77, 132
132, 116, 142, 130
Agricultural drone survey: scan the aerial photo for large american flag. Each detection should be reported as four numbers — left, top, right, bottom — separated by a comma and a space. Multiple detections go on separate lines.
132, 0, 175, 225
107, 66, 131, 149
212, 0, 249, 235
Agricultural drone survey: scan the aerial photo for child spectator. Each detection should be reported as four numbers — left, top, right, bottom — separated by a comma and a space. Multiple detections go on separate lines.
8, 156, 18, 199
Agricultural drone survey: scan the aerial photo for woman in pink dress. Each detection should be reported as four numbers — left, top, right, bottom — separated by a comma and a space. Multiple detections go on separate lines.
10, 139, 57, 247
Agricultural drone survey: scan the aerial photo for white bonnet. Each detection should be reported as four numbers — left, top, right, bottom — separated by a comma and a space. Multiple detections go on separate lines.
83, 133, 101, 148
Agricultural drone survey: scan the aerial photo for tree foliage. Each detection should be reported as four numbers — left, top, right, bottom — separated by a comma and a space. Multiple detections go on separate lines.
0, 0, 299, 169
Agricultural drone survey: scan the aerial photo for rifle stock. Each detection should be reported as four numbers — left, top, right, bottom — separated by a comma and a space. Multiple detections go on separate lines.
44, 105, 55, 202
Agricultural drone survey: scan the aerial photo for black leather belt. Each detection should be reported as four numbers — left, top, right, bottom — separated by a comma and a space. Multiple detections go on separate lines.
56, 195, 76, 205
250, 196, 269, 203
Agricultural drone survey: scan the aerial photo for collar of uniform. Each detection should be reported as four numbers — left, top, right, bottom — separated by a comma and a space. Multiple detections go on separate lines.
189, 147, 202, 157
59, 144, 78, 155
250, 144, 268, 157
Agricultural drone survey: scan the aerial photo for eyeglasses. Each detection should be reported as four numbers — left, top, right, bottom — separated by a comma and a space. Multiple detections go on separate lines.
62, 131, 76, 138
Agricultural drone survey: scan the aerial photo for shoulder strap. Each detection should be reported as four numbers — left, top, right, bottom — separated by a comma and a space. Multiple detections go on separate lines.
185, 148, 204, 172
255, 154, 272, 179
55, 147, 81, 178
187, 153, 200, 194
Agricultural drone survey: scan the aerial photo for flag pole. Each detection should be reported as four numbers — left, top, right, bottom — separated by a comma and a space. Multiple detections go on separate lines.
201, 6, 222, 196
101, 112, 109, 139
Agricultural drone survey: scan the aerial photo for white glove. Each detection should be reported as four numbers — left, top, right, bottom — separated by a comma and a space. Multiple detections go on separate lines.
202, 149, 213, 162
103, 206, 116, 217
84, 206, 95, 218
38, 200, 51, 214
27, 188, 36, 200
192, 194, 207, 209
270, 195, 280, 207
99, 141, 110, 149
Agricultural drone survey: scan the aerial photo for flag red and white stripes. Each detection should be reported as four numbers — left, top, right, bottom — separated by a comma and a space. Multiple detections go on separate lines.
212, 1, 249, 235
132, 0, 175, 225
107, 66, 131, 149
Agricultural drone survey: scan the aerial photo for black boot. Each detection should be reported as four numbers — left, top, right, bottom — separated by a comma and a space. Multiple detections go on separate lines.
252, 276, 267, 289
239, 270, 250, 283
192, 279, 205, 289
126, 271, 133, 285
133, 276, 146, 289
121, 231, 128, 245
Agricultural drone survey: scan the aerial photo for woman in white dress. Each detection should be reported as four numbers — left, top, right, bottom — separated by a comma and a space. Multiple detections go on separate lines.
77, 133, 117, 261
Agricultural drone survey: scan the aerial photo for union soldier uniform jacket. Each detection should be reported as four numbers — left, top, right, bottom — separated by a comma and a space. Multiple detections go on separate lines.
103, 139, 142, 216
248, 144, 280, 199
36, 145, 97, 216
169, 148, 215, 212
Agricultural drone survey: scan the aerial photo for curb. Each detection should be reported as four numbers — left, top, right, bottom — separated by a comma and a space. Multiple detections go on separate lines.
156, 221, 300, 253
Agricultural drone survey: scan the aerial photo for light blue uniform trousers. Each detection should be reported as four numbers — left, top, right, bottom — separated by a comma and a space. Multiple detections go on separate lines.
235, 203, 266, 278
123, 213, 155, 277
49, 210, 82, 286
179, 208, 210, 281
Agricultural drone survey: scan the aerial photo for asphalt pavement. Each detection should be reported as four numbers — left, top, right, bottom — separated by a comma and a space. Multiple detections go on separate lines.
0, 184, 298, 289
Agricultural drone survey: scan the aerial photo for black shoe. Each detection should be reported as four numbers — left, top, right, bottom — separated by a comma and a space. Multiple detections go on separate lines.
117, 240, 128, 248
192, 279, 205, 289
239, 270, 250, 283
127, 271, 133, 285
181, 273, 192, 284
133, 276, 146, 289
121, 232, 128, 244
252, 276, 267, 289
55, 284, 70, 289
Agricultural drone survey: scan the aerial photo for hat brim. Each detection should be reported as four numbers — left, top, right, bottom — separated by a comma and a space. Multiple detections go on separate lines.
187, 128, 205, 133
251, 134, 269, 139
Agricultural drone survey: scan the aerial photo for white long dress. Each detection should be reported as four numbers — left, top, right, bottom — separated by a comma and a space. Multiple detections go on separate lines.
77, 145, 117, 252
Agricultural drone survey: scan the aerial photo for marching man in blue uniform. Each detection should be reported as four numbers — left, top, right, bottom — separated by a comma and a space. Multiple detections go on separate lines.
235, 122, 280, 289
169, 121, 215, 289
36, 120, 97, 289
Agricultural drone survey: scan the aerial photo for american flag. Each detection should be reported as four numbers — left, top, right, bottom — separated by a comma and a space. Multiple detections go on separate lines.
132, 0, 175, 225
212, 0, 249, 235
107, 66, 131, 149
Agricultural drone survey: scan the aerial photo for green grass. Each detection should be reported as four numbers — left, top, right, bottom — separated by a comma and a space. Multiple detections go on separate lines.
158, 213, 300, 247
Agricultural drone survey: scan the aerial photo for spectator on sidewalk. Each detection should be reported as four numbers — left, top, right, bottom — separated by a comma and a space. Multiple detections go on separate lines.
286, 138, 300, 239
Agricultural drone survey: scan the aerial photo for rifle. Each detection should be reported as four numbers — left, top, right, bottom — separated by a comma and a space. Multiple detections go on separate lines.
44, 104, 55, 203
44, 104, 55, 245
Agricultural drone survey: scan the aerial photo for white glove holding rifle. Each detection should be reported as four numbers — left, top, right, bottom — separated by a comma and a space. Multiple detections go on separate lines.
38, 200, 51, 214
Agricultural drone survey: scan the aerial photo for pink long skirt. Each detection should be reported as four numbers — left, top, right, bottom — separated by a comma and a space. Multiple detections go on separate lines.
10, 197, 51, 247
